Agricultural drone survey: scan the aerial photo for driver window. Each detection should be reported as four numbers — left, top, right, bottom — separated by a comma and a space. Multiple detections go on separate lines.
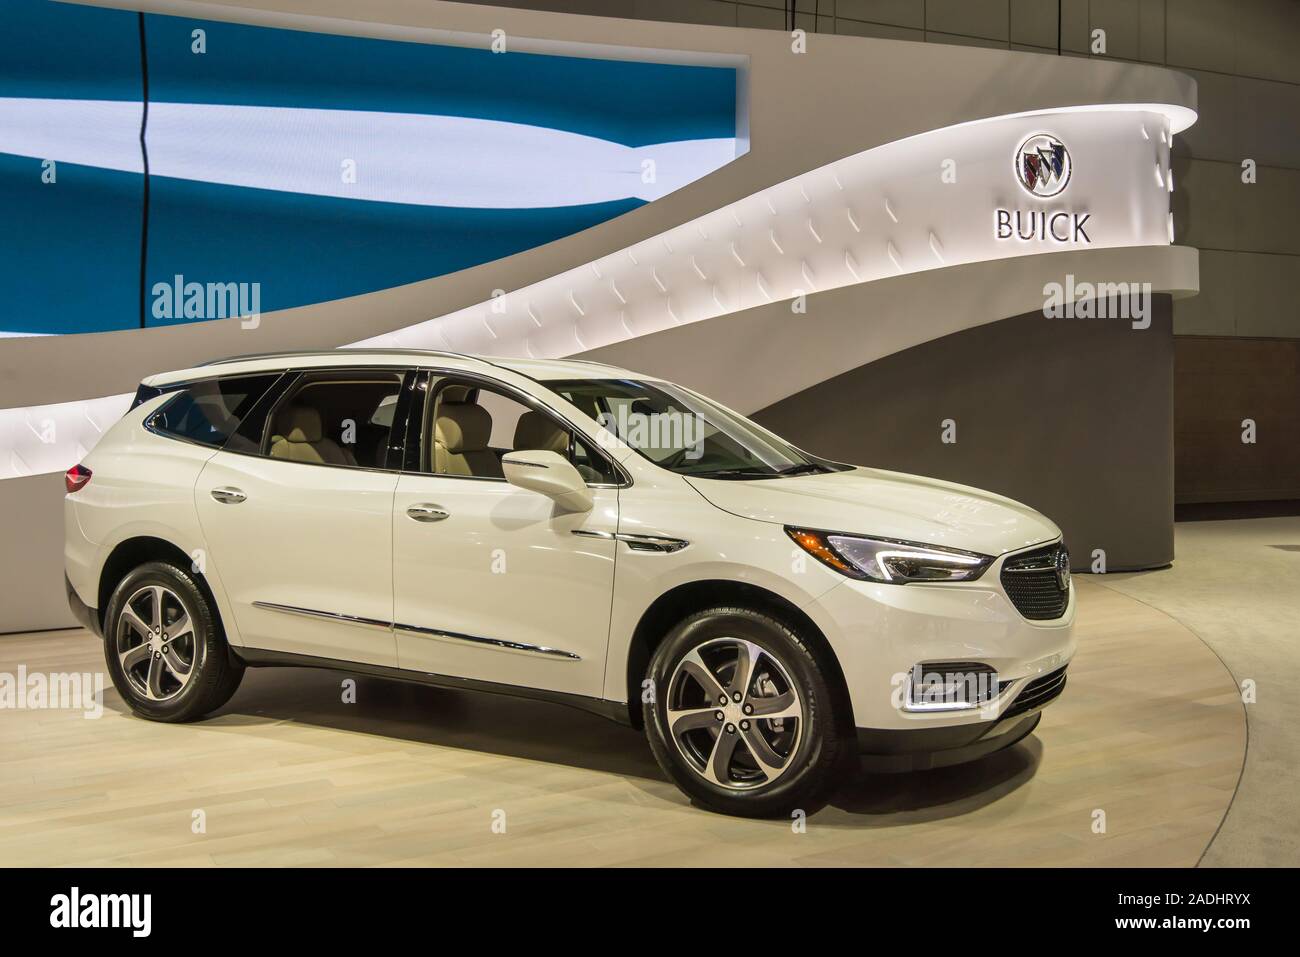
426, 380, 615, 483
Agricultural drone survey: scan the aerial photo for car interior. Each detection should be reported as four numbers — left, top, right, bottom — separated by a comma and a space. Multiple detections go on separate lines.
186, 371, 615, 481
429, 381, 608, 482
148, 375, 277, 448
266, 374, 403, 469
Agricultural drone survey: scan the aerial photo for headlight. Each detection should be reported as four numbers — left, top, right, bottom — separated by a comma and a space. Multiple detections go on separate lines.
786, 528, 993, 584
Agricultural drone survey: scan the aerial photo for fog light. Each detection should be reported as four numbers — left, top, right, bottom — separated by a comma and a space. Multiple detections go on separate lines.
905, 662, 1003, 712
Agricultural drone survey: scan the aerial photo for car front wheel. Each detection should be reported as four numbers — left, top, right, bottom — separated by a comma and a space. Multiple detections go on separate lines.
103, 561, 244, 722
644, 606, 845, 817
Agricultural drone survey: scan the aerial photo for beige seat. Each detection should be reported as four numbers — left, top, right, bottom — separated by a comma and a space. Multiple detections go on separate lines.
512, 410, 607, 482
269, 407, 357, 466
434, 402, 502, 477
512, 410, 570, 456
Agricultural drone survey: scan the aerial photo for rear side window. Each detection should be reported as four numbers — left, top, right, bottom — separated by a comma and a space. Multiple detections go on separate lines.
146, 374, 280, 449
262, 370, 405, 470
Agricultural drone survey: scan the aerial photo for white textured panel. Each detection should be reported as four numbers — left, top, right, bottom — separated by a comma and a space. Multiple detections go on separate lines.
0, 394, 132, 480
587, 245, 1200, 417
354, 107, 1177, 357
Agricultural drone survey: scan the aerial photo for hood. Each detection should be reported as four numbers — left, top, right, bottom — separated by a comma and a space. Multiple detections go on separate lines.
685, 466, 1061, 557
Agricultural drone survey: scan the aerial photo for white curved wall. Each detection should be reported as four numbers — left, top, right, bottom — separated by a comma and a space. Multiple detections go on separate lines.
360, 106, 1185, 358
0, 104, 1189, 480
4, 0, 1198, 411
584, 244, 1199, 417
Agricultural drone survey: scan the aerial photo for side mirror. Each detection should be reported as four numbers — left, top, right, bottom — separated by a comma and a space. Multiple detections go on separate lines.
501, 449, 593, 513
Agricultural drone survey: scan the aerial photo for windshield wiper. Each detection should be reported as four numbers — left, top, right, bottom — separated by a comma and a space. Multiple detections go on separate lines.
689, 467, 780, 480
775, 463, 829, 476
691, 463, 828, 480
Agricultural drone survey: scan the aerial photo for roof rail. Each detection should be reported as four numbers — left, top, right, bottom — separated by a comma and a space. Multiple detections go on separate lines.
199, 348, 480, 367
541, 357, 621, 369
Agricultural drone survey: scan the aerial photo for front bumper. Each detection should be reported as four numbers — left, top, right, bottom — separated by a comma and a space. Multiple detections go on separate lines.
803, 548, 1076, 732
857, 712, 1042, 772
855, 664, 1068, 771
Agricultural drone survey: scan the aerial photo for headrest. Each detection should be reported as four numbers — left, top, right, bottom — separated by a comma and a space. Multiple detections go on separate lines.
279, 406, 322, 443
440, 384, 475, 404
513, 411, 569, 455
370, 394, 398, 429
435, 402, 492, 453
192, 395, 238, 433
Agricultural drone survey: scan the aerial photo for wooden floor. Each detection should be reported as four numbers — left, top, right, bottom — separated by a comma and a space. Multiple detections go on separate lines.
0, 580, 1245, 867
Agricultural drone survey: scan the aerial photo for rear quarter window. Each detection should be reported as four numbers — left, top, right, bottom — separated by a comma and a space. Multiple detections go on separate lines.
146, 373, 280, 448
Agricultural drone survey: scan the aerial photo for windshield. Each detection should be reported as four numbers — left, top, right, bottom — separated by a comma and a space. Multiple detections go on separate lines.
544, 378, 841, 479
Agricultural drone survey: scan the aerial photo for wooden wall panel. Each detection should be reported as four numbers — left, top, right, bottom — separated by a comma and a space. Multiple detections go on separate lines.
1174, 337, 1300, 503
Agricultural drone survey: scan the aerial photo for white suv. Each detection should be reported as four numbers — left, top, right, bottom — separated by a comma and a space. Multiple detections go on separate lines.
64, 350, 1074, 816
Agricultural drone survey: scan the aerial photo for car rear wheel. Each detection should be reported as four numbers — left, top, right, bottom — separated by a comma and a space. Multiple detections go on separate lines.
103, 561, 244, 722
644, 606, 845, 818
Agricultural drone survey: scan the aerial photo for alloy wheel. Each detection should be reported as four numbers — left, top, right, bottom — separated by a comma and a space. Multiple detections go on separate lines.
116, 584, 199, 702
665, 637, 805, 790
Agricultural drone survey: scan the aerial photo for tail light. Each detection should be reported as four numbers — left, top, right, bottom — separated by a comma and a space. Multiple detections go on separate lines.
65, 464, 92, 494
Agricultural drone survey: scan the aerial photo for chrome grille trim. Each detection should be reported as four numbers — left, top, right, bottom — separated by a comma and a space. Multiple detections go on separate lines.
999, 542, 1070, 620
1003, 666, 1069, 718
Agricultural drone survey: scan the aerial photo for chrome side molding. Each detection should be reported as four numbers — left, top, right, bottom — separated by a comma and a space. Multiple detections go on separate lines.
572, 529, 689, 553
392, 622, 581, 660
252, 600, 581, 661
252, 600, 390, 630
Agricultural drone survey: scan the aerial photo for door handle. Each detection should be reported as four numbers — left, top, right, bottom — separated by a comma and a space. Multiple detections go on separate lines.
406, 503, 449, 523
210, 487, 247, 505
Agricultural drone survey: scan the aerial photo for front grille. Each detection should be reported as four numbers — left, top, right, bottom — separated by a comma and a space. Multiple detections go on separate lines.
1000, 542, 1070, 620
1003, 666, 1068, 718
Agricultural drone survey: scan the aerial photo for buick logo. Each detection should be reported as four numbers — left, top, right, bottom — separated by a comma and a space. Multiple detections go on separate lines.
1015, 133, 1071, 198
1055, 546, 1071, 592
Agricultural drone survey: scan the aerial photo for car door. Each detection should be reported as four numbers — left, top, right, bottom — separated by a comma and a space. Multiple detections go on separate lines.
194, 367, 409, 666
391, 371, 620, 698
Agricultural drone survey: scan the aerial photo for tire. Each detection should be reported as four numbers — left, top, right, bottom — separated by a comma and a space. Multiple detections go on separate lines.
643, 606, 845, 818
103, 560, 244, 722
